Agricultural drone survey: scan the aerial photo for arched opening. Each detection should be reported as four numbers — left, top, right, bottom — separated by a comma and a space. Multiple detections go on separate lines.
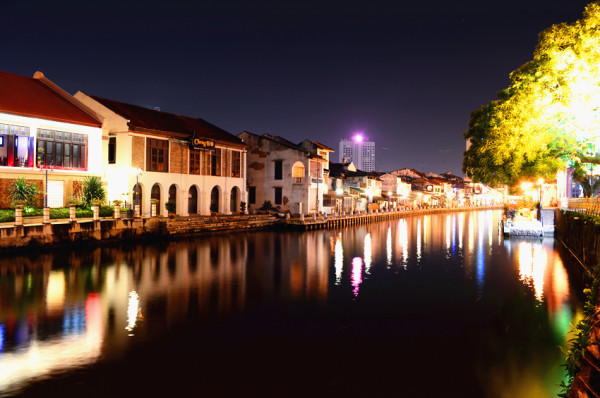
151, 184, 161, 216
133, 183, 142, 214
292, 161, 305, 184
168, 184, 177, 214
188, 186, 198, 214
230, 187, 239, 213
210, 186, 220, 213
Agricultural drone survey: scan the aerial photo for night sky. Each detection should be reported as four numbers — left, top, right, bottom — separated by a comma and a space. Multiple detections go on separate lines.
2, 0, 594, 175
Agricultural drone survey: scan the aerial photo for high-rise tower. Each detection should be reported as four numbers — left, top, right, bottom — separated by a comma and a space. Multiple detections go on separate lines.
339, 134, 375, 171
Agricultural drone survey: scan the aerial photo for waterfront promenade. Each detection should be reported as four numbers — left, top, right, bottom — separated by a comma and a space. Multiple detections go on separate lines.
0, 205, 502, 251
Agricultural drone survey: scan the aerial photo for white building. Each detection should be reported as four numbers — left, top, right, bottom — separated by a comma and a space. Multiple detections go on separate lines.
0, 71, 103, 209
74, 93, 247, 216
238, 132, 328, 215
338, 135, 375, 172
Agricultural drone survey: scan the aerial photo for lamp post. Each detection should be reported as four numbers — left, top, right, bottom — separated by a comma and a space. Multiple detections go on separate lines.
538, 178, 544, 208
39, 160, 54, 208
133, 168, 142, 218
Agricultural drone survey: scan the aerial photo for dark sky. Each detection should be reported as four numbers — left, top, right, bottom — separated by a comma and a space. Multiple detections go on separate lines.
2, 0, 594, 174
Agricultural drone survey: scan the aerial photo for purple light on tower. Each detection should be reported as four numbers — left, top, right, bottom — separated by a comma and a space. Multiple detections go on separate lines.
353, 133, 364, 142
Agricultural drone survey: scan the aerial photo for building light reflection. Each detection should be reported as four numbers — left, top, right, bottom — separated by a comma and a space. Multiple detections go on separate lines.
458, 212, 464, 250
398, 219, 408, 269
351, 257, 363, 297
416, 219, 422, 263
445, 215, 451, 255
125, 291, 141, 334
364, 233, 372, 274
517, 242, 547, 302
386, 227, 392, 267
46, 271, 66, 312
334, 234, 343, 285
468, 215, 474, 254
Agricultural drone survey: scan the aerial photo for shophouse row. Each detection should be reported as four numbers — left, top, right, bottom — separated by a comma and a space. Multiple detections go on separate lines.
0, 70, 502, 217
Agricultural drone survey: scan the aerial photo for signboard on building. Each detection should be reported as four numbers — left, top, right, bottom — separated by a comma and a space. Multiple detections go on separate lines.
189, 138, 215, 151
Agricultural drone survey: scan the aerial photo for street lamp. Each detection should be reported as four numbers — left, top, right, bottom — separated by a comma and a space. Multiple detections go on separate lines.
134, 168, 142, 206
39, 160, 54, 208
538, 178, 544, 208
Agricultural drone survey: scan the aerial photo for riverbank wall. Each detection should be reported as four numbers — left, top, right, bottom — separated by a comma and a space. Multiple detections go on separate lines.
0, 206, 502, 252
555, 210, 600, 397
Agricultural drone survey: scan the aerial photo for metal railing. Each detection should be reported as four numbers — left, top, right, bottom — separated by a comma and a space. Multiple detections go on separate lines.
563, 198, 600, 216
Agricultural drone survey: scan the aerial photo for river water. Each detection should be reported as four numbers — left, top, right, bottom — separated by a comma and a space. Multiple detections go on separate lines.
0, 210, 584, 397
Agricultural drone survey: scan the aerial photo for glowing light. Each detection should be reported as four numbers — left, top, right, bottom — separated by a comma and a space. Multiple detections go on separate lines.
398, 219, 408, 269
334, 235, 343, 285
125, 290, 141, 334
351, 257, 363, 297
0, 324, 4, 352
46, 271, 66, 312
416, 219, 422, 263
364, 233, 372, 274
353, 133, 364, 143
386, 227, 392, 267
517, 242, 547, 302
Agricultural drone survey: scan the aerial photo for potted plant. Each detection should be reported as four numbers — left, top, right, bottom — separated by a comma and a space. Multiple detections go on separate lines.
165, 201, 176, 218
240, 201, 247, 214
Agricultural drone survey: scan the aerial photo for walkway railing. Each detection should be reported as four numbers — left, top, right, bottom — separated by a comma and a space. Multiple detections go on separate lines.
563, 198, 600, 216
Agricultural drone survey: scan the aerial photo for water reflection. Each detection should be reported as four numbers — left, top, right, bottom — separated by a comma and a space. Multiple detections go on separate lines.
0, 211, 584, 397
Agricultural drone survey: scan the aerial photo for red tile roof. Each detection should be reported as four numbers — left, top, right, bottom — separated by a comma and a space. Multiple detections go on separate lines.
0, 71, 101, 127
89, 95, 245, 147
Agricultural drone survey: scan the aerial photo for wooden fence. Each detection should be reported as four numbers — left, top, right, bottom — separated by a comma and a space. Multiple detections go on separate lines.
564, 198, 600, 216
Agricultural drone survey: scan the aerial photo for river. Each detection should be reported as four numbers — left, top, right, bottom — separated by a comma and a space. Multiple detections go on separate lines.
0, 210, 584, 397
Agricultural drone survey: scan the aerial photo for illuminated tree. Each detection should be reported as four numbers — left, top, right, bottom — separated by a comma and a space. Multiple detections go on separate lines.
463, 1, 600, 195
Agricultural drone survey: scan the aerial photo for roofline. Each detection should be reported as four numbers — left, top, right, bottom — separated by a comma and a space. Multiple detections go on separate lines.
33, 72, 104, 127
0, 109, 102, 128
133, 126, 248, 149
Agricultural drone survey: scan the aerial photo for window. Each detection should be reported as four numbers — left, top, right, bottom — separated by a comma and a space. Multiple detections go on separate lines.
274, 187, 282, 205
146, 138, 168, 172
292, 162, 304, 184
108, 136, 116, 164
309, 161, 320, 178
0, 124, 34, 167
231, 151, 241, 177
189, 150, 201, 175
274, 160, 282, 180
210, 148, 221, 176
36, 129, 87, 170
248, 186, 256, 205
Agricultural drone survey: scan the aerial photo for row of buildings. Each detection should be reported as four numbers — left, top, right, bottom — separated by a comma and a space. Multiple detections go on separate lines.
0, 70, 502, 217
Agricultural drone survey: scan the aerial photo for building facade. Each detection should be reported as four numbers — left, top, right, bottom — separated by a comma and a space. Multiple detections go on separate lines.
338, 137, 375, 172
75, 93, 247, 216
0, 71, 103, 208
238, 132, 327, 215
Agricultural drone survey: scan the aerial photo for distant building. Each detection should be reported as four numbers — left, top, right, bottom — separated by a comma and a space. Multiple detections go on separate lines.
338, 134, 375, 172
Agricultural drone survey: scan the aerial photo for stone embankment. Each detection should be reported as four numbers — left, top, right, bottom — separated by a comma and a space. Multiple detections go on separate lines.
555, 210, 600, 397
0, 206, 501, 252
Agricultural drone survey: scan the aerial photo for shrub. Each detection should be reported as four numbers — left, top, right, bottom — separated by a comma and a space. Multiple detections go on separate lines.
9, 178, 40, 208
81, 176, 106, 207
260, 200, 273, 211
99, 205, 114, 217
0, 209, 15, 222
240, 201, 246, 212
165, 201, 176, 214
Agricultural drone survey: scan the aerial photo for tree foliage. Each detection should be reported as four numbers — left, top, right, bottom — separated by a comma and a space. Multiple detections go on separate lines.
463, 1, 600, 194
